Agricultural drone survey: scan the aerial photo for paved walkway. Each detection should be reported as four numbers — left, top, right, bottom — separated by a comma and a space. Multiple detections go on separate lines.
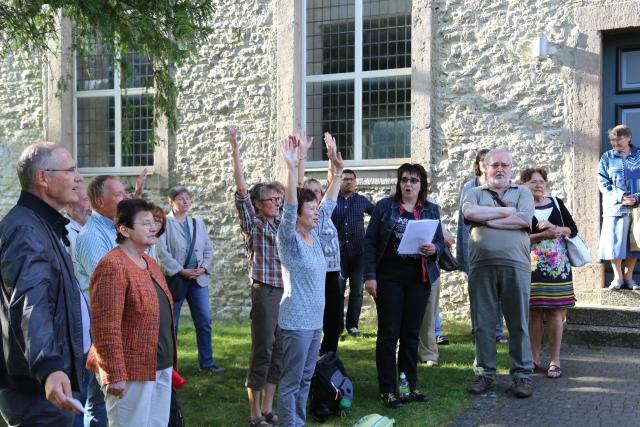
449, 345, 640, 427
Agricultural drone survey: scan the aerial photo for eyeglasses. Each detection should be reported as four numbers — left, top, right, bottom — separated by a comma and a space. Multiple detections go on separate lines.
260, 197, 283, 204
153, 219, 163, 225
527, 180, 546, 186
488, 163, 511, 170
133, 222, 157, 230
400, 177, 420, 184
342, 177, 355, 182
44, 166, 79, 174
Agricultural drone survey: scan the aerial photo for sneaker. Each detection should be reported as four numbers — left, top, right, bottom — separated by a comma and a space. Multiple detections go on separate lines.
348, 327, 363, 337
496, 335, 509, 344
425, 360, 438, 367
379, 392, 403, 409
625, 279, 640, 290
509, 377, 533, 398
609, 279, 624, 290
467, 375, 495, 394
400, 390, 429, 403
201, 364, 226, 374
436, 335, 450, 345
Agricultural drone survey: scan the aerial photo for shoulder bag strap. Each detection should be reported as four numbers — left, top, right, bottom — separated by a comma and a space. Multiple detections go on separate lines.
551, 197, 565, 227
182, 217, 197, 268
487, 189, 507, 207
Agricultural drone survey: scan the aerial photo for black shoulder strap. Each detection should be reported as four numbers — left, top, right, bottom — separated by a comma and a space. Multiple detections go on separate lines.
182, 218, 197, 268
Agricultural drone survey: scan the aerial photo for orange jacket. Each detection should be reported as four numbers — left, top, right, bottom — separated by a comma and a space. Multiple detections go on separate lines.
86, 247, 177, 384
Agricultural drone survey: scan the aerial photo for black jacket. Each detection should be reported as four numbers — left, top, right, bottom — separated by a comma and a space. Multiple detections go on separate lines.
0, 192, 84, 394
363, 196, 445, 284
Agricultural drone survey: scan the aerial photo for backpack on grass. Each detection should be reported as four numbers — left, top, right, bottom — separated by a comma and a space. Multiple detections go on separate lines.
309, 351, 354, 422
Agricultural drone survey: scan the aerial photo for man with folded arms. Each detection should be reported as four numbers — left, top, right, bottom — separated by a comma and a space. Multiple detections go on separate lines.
463, 148, 535, 398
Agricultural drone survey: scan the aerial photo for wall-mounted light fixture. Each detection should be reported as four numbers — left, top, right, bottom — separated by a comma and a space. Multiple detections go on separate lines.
532, 36, 548, 58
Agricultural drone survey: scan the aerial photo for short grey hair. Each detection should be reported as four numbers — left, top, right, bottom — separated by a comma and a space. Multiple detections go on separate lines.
483, 149, 513, 167
16, 142, 61, 191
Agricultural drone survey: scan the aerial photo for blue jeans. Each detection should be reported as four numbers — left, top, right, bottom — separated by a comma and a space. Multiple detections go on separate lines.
76, 354, 106, 427
340, 254, 365, 330
173, 280, 216, 369
435, 307, 443, 336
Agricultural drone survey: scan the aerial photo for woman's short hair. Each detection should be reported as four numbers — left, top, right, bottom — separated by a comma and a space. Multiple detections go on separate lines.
168, 186, 190, 201
115, 199, 157, 243
297, 188, 318, 216
473, 148, 491, 177
153, 206, 167, 237
519, 167, 548, 184
609, 124, 632, 140
394, 163, 429, 203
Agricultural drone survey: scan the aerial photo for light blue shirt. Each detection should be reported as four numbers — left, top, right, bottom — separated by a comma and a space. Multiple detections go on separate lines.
598, 145, 640, 217
75, 211, 117, 302
277, 199, 336, 330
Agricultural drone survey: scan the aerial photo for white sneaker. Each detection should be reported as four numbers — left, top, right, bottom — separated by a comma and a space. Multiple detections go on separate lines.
609, 279, 624, 290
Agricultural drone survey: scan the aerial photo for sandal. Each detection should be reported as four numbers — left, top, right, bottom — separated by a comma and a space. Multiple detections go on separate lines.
533, 362, 547, 374
263, 412, 278, 424
248, 416, 271, 427
547, 364, 563, 379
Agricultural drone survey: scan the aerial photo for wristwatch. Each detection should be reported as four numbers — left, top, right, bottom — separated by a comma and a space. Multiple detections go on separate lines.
332, 172, 343, 178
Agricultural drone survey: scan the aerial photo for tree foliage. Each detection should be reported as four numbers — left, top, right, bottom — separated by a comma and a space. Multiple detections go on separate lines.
0, 0, 216, 133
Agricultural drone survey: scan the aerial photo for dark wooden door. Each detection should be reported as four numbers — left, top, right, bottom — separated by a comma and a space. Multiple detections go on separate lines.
603, 32, 640, 151
602, 31, 640, 284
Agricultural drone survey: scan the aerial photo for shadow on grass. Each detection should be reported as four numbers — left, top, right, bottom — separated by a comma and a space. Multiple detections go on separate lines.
175, 318, 511, 426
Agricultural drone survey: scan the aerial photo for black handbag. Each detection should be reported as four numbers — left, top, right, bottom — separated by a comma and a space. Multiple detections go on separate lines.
165, 218, 197, 302
438, 246, 460, 272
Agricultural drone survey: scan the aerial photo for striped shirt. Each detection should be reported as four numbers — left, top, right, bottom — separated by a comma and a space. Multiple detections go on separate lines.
331, 192, 374, 257
75, 211, 117, 302
234, 192, 283, 288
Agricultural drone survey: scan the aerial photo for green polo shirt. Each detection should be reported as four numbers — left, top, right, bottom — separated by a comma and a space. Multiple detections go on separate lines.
462, 183, 534, 272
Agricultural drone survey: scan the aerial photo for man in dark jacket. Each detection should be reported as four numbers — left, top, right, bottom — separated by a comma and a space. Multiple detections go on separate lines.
0, 142, 87, 425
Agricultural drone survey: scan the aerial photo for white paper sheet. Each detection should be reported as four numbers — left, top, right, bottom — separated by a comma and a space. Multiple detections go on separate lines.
397, 219, 439, 255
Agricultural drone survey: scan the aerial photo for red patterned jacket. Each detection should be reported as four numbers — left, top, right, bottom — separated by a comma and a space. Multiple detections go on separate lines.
86, 248, 177, 384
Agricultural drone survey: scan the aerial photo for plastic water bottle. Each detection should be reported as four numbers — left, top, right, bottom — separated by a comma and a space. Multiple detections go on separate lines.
398, 372, 410, 399
339, 396, 352, 416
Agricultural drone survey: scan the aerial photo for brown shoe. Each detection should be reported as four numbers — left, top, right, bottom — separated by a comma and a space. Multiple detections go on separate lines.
467, 376, 495, 394
509, 377, 533, 398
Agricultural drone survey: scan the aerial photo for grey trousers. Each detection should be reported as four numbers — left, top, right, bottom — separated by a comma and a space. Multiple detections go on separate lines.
0, 387, 74, 427
469, 265, 533, 379
417, 278, 440, 363
278, 328, 321, 427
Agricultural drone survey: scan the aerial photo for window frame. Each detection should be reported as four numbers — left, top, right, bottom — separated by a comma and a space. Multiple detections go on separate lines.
72, 49, 156, 175
302, 0, 412, 168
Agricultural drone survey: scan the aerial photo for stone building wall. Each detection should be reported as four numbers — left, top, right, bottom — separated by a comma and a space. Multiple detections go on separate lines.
0, 55, 44, 214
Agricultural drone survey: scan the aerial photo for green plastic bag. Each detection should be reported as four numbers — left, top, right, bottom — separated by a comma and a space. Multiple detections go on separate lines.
352, 413, 395, 427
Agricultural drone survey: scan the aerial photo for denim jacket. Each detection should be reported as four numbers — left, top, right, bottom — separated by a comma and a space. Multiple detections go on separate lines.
363, 197, 445, 284
598, 145, 640, 217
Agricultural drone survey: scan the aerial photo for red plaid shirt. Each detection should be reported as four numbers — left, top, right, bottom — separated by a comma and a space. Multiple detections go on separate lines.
234, 192, 283, 288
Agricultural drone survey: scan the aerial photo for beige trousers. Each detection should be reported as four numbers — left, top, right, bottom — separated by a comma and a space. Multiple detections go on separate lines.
417, 278, 440, 363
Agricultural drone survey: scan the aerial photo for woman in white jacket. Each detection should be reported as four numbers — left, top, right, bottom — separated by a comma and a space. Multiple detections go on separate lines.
157, 186, 225, 374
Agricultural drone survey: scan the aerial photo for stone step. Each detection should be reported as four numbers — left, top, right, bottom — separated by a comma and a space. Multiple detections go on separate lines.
598, 289, 640, 307
567, 305, 640, 329
564, 324, 640, 349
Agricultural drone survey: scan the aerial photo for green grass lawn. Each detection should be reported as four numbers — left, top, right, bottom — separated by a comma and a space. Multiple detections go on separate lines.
175, 318, 511, 426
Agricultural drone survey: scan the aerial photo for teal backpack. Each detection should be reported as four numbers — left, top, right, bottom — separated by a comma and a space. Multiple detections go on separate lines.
352, 413, 395, 427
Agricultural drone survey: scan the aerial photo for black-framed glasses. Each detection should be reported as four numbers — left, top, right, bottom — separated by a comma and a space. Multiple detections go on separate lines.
44, 166, 79, 174
260, 197, 283, 204
400, 177, 420, 184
